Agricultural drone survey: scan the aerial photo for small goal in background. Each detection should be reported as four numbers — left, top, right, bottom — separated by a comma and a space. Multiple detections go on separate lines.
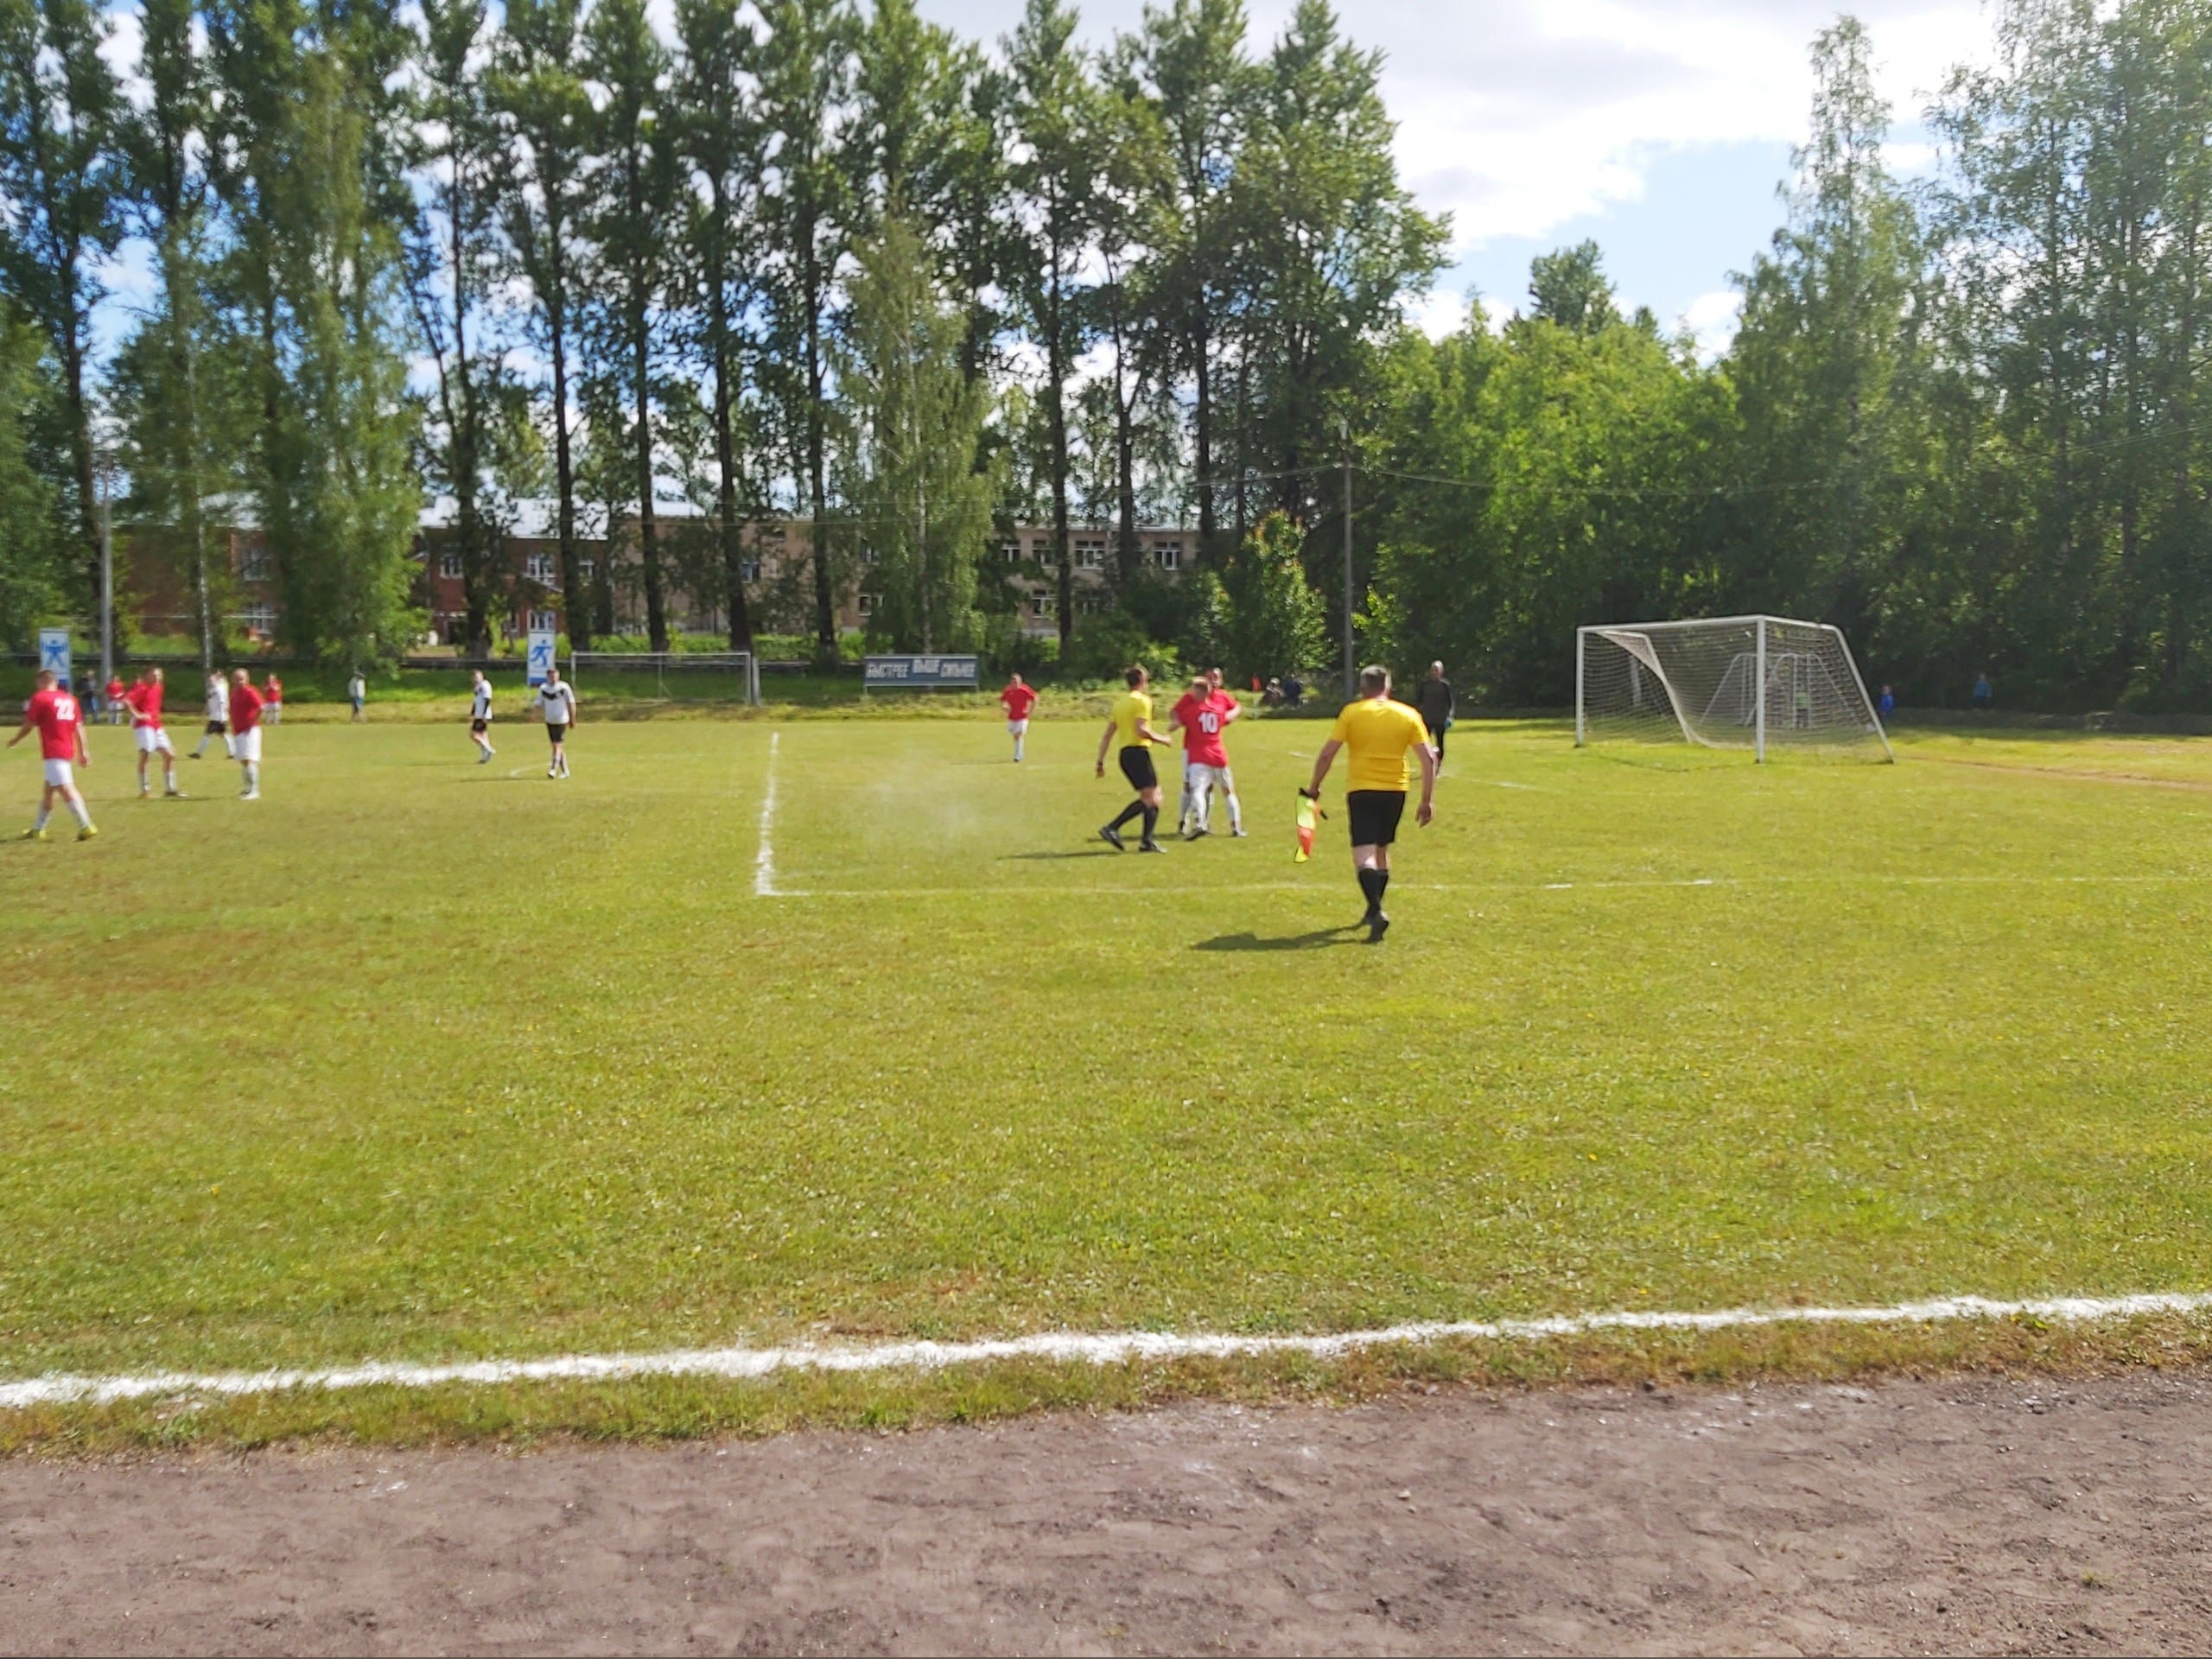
1575, 614, 1892, 762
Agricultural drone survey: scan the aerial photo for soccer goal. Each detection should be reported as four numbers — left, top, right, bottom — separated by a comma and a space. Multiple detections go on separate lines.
1575, 614, 1891, 761
567, 651, 760, 705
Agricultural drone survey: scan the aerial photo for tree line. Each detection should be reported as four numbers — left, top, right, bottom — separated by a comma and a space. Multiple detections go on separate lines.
3, 0, 2209, 711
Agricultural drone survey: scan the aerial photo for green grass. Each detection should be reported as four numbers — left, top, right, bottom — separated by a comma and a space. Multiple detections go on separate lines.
3, 715, 2210, 1441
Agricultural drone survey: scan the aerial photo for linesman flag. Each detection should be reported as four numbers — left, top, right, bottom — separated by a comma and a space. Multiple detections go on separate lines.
1294, 790, 1324, 862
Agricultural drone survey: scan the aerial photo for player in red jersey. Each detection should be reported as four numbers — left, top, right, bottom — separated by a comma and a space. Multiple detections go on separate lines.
9, 669, 97, 840
228, 668, 265, 799
1202, 667, 1246, 836
102, 673, 125, 726
999, 672, 1039, 762
125, 668, 184, 798
264, 672, 284, 726
1166, 676, 1238, 839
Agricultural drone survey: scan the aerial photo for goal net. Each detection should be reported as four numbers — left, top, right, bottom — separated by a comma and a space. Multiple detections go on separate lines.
1576, 615, 1891, 760
566, 651, 759, 705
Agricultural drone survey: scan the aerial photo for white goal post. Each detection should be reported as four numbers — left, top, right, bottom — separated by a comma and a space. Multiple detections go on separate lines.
1575, 614, 1892, 762
567, 650, 760, 705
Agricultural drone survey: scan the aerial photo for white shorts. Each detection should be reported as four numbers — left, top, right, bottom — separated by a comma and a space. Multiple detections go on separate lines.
41, 760, 73, 789
234, 728, 264, 763
1187, 763, 1229, 794
134, 726, 174, 754
1007, 718, 1028, 736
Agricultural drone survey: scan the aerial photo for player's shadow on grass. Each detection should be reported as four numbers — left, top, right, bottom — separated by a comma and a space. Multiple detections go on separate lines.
1192, 925, 1363, 951
1001, 849, 1117, 860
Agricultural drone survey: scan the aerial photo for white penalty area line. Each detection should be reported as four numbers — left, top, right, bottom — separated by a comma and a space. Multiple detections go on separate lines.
753, 731, 783, 897
5, 1289, 2206, 1411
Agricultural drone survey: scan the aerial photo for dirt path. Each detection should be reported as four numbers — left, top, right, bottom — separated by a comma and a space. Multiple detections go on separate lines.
4, 1370, 2210, 1656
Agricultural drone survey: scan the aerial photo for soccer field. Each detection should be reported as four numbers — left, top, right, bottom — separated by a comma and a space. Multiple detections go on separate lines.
4, 713, 2211, 1440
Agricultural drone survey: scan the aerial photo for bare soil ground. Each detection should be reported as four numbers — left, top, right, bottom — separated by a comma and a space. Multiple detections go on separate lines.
3, 1370, 2210, 1656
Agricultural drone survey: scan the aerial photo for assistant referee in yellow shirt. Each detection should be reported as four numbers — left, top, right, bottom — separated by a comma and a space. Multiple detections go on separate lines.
1302, 664, 1438, 942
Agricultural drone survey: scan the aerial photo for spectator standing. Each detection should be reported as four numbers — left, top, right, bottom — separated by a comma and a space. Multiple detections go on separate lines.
1878, 684, 1895, 721
1282, 671, 1303, 708
1411, 662, 1455, 768
1972, 671, 1992, 711
346, 671, 366, 722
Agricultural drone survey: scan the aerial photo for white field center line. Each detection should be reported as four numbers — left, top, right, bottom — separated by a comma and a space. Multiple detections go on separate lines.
753, 731, 780, 897
5, 1291, 2206, 1410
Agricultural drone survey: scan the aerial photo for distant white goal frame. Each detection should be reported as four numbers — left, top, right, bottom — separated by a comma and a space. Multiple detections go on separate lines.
567, 650, 760, 706
1575, 613, 1893, 763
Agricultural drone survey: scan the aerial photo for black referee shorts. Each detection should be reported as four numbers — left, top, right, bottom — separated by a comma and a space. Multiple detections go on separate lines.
1346, 788, 1407, 847
1118, 745, 1158, 791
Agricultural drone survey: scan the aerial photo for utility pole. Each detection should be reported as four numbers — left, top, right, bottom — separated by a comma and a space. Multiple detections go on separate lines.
1341, 418, 1355, 700
98, 460, 113, 690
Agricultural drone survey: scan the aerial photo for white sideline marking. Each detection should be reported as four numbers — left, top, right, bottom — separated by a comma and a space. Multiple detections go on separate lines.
4, 1290, 2205, 1410
753, 732, 780, 897
755, 871, 2212, 900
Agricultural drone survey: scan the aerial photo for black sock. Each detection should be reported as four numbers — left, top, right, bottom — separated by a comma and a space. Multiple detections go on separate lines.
1141, 805, 1160, 842
1376, 869, 1390, 902
1110, 800, 1144, 831
1357, 868, 1383, 912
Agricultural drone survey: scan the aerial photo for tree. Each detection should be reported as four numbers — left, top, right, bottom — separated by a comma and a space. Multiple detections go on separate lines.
1201, 509, 1327, 683
757, 0, 855, 661
836, 214, 997, 651
1006, 0, 1097, 655
1130, 0, 1250, 563
585, 0, 677, 652
118, 0, 244, 671
0, 0, 122, 620
204, 0, 422, 665
0, 303, 60, 644
671, 0, 761, 651
1528, 240, 1618, 333
497, 0, 596, 649
410, 0, 510, 653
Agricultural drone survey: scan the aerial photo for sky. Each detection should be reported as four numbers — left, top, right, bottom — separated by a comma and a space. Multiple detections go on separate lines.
921, 0, 1999, 354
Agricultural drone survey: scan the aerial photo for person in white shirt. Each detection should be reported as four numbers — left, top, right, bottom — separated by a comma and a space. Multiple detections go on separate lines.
530, 669, 577, 778
467, 670, 497, 764
346, 671, 367, 722
191, 671, 232, 760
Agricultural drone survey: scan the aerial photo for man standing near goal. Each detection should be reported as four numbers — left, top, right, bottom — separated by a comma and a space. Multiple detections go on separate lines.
1095, 665, 1172, 852
126, 668, 183, 798
467, 670, 497, 764
191, 669, 231, 760
1304, 664, 1436, 943
229, 668, 265, 799
531, 665, 577, 779
1413, 661, 1454, 769
1000, 671, 1038, 762
10, 669, 96, 840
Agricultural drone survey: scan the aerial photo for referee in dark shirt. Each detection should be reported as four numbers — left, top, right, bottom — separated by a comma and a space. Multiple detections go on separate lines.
1412, 662, 1454, 767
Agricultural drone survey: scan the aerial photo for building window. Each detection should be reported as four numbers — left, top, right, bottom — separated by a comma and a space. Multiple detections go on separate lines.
525, 551, 559, 585
527, 607, 558, 632
1078, 594, 1105, 615
1075, 540, 1105, 569
861, 542, 881, 564
1032, 590, 1056, 618
439, 551, 463, 580
1001, 541, 1022, 563
240, 550, 272, 582
1154, 542, 1181, 571
856, 592, 875, 617
1033, 539, 1052, 561
579, 558, 596, 581
741, 558, 761, 582
238, 603, 276, 633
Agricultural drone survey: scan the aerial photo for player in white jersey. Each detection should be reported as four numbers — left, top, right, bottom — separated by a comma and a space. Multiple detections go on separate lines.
190, 671, 232, 759
467, 670, 497, 763
530, 668, 578, 778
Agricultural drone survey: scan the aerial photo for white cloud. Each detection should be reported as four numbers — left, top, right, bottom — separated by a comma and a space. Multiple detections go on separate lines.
1681, 289, 1744, 359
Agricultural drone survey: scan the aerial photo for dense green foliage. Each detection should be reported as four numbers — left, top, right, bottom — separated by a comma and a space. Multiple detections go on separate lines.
10, 1, 2212, 705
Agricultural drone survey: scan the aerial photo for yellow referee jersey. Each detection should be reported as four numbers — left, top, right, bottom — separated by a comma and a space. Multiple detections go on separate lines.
1328, 696, 1433, 791
1110, 690, 1154, 748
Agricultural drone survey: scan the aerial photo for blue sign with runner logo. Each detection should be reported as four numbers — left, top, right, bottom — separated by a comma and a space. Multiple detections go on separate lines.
526, 629, 556, 687
37, 628, 69, 683
864, 654, 979, 689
